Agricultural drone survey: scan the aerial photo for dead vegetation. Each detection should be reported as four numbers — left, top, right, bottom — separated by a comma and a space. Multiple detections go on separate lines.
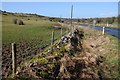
11, 27, 117, 79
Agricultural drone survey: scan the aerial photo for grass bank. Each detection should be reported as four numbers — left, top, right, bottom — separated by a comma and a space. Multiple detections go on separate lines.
79, 26, 119, 79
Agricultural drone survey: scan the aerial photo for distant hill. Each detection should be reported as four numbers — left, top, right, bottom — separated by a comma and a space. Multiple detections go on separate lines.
1, 10, 118, 25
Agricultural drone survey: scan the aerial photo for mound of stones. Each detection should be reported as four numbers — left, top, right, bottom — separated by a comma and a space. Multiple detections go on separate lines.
16, 29, 108, 79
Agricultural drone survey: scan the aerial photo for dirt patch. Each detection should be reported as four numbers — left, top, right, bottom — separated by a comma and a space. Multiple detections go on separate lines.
2, 42, 43, 78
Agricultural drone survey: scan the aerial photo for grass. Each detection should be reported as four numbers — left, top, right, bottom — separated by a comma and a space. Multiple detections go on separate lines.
96, 22, 118, 29
102, 35, 119, 78
2, 12, 68, 78
2, 13, 67, 77
2, 13, 66, 47
2, 12, 119, 79
81, 26, 119, 79
99, 31, 119, 79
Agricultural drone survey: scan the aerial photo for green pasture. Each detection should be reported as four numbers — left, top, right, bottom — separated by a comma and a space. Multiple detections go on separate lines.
2, 13, 65, 47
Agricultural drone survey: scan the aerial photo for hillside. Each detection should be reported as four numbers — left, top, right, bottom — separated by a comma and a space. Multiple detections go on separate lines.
1, 11, 67, 78
1, 11, 120, 79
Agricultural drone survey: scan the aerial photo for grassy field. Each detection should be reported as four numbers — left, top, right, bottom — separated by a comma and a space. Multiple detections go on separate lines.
2, 14, 65, 46
2, 13, 67, 78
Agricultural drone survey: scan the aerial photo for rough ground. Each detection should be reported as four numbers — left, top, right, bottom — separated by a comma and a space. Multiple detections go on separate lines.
2, 25, 119, 79
9, 25, 119, 80
2, 42, 43, 78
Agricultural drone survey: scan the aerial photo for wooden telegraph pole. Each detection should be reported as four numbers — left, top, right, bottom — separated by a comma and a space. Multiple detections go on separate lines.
71, 5, 73, 33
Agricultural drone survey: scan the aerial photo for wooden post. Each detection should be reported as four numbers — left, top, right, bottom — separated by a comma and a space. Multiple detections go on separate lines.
106, 22, 109, 27
93, 20, 96, 28
102, 26, 105, 35
51, 31, 54, 46
12, 43, 16, 78
61, 28, 63, 38
93, 20, 96, 33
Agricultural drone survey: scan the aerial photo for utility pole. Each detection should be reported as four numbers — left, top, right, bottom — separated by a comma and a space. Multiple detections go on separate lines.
71, 5, 73, 33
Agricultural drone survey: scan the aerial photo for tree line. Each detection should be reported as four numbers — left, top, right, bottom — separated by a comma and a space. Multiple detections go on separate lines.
78, 17, 118, 24
48, 16, 118, 25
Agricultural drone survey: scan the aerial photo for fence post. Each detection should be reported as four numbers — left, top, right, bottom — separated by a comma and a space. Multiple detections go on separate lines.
61, 28, 63, 38
102, 26, 105, 35
51, 31, 54, 46
12, 43, 16, 78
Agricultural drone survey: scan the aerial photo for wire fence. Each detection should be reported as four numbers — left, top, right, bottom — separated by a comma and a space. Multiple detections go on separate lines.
14, 28, 69, 65
2, 23, 70, 78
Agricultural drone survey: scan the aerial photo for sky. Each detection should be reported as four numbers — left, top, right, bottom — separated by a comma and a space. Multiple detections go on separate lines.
2, 2, 118, 18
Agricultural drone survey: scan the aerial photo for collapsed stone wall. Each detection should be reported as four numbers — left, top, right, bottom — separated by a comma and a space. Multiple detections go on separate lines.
59, 29, 84, 55
16, 29, 108, 79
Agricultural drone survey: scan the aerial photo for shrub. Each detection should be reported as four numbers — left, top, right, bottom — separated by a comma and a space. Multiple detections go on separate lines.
18, 20, 24, 25
13, 19, 17, 24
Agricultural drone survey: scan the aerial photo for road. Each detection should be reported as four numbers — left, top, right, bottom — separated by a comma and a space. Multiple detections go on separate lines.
80, 24, 120, 39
